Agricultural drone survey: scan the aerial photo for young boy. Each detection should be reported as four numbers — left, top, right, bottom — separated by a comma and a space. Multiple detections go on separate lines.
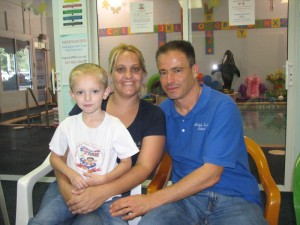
28, 63, 139, 225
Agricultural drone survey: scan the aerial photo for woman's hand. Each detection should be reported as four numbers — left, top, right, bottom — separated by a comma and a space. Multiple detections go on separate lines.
67, 185, 108, 214
110, 194, 152, 220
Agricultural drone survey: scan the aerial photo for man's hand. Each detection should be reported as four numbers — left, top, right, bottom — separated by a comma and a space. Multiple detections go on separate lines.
110, 194, 152, 220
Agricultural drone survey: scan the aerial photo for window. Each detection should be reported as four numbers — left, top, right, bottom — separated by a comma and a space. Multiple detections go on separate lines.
0, 37, 32, 91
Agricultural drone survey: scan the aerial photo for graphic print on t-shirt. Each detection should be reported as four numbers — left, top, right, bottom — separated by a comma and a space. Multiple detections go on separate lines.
75, 143, 104, 173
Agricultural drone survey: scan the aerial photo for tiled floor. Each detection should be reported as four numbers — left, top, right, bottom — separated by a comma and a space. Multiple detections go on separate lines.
0, 125, 55, 175
0, 124, 56, 225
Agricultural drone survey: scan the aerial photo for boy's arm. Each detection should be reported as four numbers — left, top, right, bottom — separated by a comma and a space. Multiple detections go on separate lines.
84, 157, 132, 186
50, 151, 88, 190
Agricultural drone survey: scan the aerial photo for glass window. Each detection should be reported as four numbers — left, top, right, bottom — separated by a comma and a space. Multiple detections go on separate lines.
188, 1, 288, 185
0, 37, 32, 91
16, 40, 31, 90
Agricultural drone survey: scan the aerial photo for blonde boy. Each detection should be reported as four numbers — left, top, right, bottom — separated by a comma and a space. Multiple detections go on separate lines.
28, 63, 138, 225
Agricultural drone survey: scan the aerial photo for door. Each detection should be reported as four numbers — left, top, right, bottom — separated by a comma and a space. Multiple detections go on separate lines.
34, 46, 48, 102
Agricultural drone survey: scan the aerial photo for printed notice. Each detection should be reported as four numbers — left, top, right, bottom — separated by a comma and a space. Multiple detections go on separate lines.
60, 34, 88, 85
130, 2, 153, 33
229, 0, 255, 26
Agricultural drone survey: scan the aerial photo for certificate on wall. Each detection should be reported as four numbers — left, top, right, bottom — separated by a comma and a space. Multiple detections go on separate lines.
229, 0, 255, 26
130, 2, 153, 33
60, 34, 88, 85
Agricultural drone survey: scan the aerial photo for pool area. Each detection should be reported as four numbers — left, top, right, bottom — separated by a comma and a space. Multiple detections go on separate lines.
0, 109, 56, 127
0, 102, 287, 147
0, 101, 287, 184
238, 102, 286, 147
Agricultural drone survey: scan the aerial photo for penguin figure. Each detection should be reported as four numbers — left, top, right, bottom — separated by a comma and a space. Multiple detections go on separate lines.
212, 50, 240, 90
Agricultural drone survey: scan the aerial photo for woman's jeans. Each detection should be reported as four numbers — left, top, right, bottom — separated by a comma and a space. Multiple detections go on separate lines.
139, 191, 268, 225
28, 182, 127, 225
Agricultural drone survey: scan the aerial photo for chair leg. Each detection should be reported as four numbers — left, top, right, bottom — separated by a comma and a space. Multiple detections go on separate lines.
0, 181, 10, 225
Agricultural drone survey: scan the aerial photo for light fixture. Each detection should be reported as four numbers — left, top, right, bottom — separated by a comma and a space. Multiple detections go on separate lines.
281, 0, 288, 3
110, 0, 122, 8
178, 0, 203, 9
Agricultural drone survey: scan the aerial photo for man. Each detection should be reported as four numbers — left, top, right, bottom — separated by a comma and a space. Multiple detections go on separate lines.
110, 40, 267, 225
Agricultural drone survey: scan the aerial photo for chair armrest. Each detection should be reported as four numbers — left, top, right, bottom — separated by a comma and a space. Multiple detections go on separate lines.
244, 136, 281, 225
260, 173, 281, 225
16, 154, 53, 225
147, 151, 172, 194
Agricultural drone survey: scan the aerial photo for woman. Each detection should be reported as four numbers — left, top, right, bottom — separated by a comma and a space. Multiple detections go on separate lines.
38, 43, 166, 224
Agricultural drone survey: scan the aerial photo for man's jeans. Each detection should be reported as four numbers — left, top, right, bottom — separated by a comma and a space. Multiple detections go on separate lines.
28, 182, 127, 225
139, 191, 268, 225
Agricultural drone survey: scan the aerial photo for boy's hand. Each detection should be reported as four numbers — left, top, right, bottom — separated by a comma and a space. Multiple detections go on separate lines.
70, 173, 88, 190
84, 172, 107, 186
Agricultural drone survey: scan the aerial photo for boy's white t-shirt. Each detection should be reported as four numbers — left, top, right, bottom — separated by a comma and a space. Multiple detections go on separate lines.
49, 112, 139, 177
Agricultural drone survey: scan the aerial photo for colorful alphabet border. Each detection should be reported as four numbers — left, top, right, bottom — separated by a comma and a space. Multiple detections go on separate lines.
99, 18, 287, 55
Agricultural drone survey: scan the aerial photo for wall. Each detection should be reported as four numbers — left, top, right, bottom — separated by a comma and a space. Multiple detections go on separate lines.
0, 0, 51, 113
97, 0, 288, 92
97, 0, 182, 81
0, 0, 289, 113
191, 0, 288, 91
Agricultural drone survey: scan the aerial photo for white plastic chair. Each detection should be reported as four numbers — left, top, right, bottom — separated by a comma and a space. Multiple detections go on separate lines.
16, 154, 141, 225
0, 180, 10, 225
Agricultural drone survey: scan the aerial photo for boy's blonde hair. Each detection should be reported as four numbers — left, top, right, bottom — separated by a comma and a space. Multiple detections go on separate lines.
69, 63, 108, 91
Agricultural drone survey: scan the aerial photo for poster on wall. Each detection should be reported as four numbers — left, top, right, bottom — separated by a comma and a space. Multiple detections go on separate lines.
60, 34, 88, 85
58, 0, 87, 35
130, 1, 153, 33
228, 0, 255, 26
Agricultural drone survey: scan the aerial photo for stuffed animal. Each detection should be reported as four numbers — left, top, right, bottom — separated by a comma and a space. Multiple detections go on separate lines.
212, 50, 240, 90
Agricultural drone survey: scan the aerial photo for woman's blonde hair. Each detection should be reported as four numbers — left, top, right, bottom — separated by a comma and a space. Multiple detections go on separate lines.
69, 63, 108, 91
108, 43, 147, 97
108, 43, 147, 75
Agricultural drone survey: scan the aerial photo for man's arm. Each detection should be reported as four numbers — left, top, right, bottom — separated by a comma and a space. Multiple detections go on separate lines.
110, 162, 223, 220
148, 163, 223, 206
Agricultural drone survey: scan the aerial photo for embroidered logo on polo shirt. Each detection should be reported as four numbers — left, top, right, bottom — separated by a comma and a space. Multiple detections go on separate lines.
194, 122, 208, 131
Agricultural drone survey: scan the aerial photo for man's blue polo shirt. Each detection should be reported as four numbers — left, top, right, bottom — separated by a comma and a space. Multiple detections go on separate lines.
160, 84, 261, 206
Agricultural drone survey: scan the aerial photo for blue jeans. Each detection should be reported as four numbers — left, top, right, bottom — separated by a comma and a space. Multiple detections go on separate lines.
139, 191, 268, 225
28, 182, 127, 225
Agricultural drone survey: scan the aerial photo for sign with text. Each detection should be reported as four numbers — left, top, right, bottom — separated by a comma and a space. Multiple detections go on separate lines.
60, 34, 88, 85
229, 0, 255, 26
130, 2, 153, 33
